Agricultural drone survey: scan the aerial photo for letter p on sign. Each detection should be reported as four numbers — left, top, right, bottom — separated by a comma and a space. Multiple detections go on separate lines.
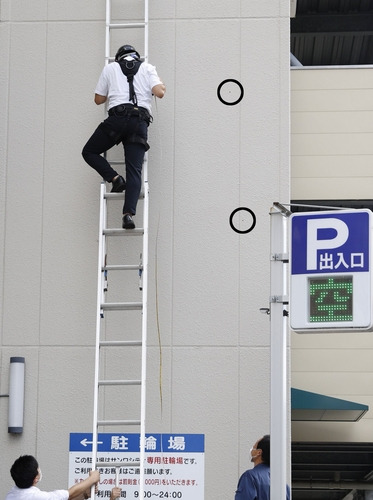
307, 218, 349, 271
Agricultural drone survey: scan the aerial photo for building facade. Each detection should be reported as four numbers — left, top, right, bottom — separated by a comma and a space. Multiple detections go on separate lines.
0, 1, 290, 499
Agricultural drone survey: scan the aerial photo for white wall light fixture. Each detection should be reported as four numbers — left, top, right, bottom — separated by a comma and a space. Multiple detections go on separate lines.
8, 357, 25, 433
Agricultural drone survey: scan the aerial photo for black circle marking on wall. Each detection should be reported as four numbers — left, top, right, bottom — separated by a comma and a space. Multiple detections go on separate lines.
229, 207, 256, 234
217, 79, 244, 106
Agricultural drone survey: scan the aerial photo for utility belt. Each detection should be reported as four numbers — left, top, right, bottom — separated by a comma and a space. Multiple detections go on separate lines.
108, 103, 152, 123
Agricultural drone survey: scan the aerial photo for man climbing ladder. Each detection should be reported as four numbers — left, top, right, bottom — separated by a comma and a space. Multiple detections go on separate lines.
82, 44, 166, 229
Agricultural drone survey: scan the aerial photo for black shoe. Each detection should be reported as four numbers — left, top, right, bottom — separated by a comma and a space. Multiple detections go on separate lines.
122, 214, 135, 229
111, 175, 126, 193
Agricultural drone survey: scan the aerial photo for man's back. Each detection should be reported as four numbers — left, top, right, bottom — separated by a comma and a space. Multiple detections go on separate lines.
95, 61, 161, 112
6, 485, 68, 500
235, 463, 270, 500
235, 463, 290, 500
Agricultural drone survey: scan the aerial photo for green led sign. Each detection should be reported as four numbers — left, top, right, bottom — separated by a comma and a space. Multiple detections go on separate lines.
309, 276, 353, 323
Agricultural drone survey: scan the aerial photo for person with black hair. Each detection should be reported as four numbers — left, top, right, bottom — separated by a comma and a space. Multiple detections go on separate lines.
235, 435, 290, 500
6, 455, 100, 500
82, 44, 165, 230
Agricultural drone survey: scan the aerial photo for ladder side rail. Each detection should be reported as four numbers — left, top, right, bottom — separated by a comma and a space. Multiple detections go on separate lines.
92, 182, 107, 479
138, 1, 149, 492
139, 157, 149, 498
139, 2, 149, 495
144, 0, 149, 62
105, 0, 111, 65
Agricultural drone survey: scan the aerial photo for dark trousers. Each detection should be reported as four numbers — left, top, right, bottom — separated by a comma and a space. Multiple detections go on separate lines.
82, 114, 148, 215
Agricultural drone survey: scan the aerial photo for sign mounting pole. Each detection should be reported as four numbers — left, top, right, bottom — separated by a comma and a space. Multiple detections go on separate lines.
270, 203, 290, 500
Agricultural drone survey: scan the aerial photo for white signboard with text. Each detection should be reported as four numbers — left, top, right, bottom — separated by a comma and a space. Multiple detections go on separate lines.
69, 433, 204, 500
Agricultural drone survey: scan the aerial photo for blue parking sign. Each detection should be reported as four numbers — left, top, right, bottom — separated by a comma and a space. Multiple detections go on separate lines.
290, 209, 373, 333
291, 211, 370, 275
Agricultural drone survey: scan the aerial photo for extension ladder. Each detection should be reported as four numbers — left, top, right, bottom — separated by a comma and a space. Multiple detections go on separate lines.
91, 0, 149, 497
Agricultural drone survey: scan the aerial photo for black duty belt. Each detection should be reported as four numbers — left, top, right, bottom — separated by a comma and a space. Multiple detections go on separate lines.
108, 103, 151, 122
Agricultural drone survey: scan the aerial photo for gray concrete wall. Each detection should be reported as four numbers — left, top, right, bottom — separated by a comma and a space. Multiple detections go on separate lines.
0, 1, 290, 498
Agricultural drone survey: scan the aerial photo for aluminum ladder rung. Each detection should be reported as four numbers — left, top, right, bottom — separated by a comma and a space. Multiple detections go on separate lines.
99, 379, 141, 386
103, 228, 144, 236
108, 22, 146, 29
106, 160, 124, 165
104, 264, 141, 271
100, 340, 142, 347
101, 302, 142, 311
97, 419, 141, 426
104, 192, 144, 200
108, 158, 147, 166
95, 461, 141, 468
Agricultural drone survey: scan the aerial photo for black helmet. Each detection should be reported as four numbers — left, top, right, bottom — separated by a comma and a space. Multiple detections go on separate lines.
115, 44, 140, 61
